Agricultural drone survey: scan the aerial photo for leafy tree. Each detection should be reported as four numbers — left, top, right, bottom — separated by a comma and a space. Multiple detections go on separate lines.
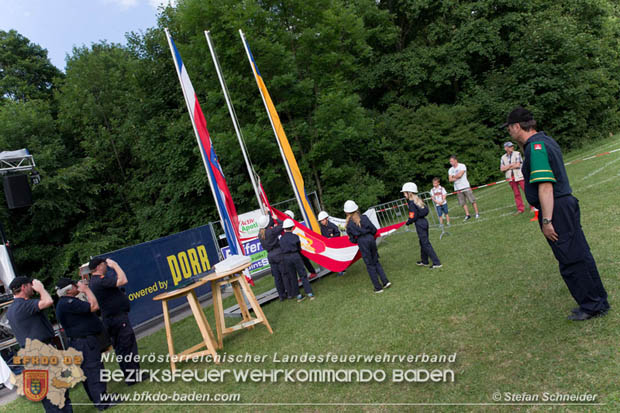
0, 30, 62, 103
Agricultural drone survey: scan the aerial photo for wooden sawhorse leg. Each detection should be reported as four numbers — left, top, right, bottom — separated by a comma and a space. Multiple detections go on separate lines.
187, 290, 219, 360
161, 300, 176, 372
238, 274, 273, 334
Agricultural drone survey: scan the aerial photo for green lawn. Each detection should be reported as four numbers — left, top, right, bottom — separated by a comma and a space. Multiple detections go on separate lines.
5, 135, 620, 412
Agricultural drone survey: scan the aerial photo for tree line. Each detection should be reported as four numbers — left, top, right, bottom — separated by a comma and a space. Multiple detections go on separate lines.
1, 0, 619, 285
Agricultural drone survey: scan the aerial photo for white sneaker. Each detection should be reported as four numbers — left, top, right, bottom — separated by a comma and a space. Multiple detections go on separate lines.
475, 214, 480, 219
375, 289, 384, 294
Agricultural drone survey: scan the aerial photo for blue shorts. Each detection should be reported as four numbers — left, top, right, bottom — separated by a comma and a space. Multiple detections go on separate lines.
436, 204, 449, 217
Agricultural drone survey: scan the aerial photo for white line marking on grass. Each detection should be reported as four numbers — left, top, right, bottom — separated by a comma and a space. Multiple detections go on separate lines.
577, 153, 620, 182
564, 139, 620, 162
574, 172, 620, 192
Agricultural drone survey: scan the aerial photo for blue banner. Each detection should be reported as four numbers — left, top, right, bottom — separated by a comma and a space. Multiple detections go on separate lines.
100, 224, 220, 326
221, 238, 270, 275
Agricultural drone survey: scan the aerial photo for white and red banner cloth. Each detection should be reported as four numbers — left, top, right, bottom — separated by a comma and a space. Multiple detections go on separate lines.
270, 207, 404, 272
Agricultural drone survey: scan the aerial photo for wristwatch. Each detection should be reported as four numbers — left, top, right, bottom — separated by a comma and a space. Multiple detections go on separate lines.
542, 218, 552, 225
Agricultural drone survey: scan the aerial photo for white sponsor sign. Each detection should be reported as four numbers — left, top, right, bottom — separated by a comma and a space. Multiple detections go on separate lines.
237, 209, 263, 240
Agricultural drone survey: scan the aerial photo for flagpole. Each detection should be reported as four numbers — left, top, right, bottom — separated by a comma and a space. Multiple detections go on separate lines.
164, 28, 243, 256
239, 30, 319, 231
205, 30, 264, 214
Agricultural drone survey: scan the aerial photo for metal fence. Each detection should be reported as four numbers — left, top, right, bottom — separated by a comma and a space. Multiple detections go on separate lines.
370, 192, 441, 229
270, 191, 321, 219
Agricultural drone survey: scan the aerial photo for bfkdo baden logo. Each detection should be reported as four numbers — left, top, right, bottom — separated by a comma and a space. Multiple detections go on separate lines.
23, 370, 49, 402
12, 339, 86, 409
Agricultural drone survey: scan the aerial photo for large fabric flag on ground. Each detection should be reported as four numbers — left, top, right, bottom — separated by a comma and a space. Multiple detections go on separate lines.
270, 207, 405, 272
164, 29, 244, 257
240, 30, 321, 234
257, 183, 405, 272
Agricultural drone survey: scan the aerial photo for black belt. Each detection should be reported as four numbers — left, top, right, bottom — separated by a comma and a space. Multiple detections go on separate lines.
69, 334, 98, 340
104, 312, 128, 320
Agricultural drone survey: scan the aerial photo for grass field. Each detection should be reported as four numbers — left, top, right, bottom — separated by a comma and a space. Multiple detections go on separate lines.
4, 135, 620, 412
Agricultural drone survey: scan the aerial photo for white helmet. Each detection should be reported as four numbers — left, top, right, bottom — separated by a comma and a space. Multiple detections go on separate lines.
282, 218, 295, 229
401, 182, 418, 193
257, 215, 270, 229
317, 211, 329, 221
284, 210, 295, 219
343, 200, 358, 213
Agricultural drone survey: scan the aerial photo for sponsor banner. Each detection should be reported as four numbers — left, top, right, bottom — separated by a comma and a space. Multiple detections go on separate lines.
237, 209, 263, 241
99, 225, 220, 327
221, 238, 270, 275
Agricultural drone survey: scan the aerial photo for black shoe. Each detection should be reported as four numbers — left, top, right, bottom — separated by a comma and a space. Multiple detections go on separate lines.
594, 308, 610, 318
416, 261, 427, 266
572, 307, 609, 316
567, 311, 594, 321
383, 282, 392, 289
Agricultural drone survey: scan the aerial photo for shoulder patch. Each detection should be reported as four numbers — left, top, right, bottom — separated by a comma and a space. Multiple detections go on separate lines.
529, 141, 556, 183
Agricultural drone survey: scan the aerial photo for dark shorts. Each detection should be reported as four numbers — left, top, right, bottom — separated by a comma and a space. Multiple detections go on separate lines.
436, 204, 449, 216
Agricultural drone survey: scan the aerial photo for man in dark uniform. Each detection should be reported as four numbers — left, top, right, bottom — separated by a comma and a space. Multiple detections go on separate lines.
6, 276, 73, 412
504, 107, 610, 321
88, 257, 142, 384
280, 219, 315, 301
55, 278, 116, 410
284, 210, 319, 279
257, 215, 288, 300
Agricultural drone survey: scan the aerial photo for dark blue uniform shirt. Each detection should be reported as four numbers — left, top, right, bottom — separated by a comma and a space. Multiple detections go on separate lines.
259, 217, 283, 253
346, 215, 377, 244
89, 268, 131, 318
56, 296, 104, 338
320, 221, 341, 238
522, 132, 573, 209
280, 231, 301, 254
6, 298, 55, 347
405, 200, 429, 225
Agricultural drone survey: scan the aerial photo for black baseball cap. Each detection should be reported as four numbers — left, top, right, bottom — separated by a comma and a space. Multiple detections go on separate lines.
9, 276, 33, 291
501, 107, 534, 128
55, 278, 77, 290
88, 257, 106, 270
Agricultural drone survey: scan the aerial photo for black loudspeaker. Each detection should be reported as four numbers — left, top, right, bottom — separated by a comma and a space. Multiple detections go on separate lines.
3, 174, 33, 209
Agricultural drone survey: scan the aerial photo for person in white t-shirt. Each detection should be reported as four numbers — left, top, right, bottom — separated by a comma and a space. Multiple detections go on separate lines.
448, 155, 479, 221
430, 177, 450, 226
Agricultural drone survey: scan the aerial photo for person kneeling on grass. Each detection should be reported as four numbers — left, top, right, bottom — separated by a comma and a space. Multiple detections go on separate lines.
401, 182, 442, 269
280, 219, 315, 302
344, 200, 391, 293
